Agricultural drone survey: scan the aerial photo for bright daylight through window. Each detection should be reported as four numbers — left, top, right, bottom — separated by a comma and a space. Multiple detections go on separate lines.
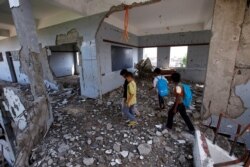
169, 46, 188, 67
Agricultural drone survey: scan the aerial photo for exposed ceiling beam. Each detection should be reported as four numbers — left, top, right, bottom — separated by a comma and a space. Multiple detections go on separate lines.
0, 28, 10, 37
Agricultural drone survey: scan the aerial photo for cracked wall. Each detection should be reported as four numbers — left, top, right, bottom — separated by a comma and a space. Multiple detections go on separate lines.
227, 5, 250, 118
96, 22, 139, 95
202, 0, 250, 118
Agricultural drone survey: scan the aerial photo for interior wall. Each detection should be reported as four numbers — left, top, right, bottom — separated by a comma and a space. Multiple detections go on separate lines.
202, 0, 247, 117
96, 22, 139, 94
177, 45, 209, 83
138, 31, 211, 83
0, 52, 12, 82
0, 13, 105, 97
157, 47, 170, 69
49, 52, 75, 77
139, 30, 211, 47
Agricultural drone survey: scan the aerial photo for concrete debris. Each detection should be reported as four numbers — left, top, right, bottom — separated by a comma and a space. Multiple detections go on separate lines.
120, 150, 129, 158
135, 58, 153, 77
83, 157, 94, 166
138, 144, 152, 155
58, 143, 69, 154
27, 78, 205, 166
113, 143, 121, 152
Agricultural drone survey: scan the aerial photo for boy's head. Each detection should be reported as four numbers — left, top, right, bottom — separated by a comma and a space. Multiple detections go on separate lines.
154, 68, 161, 75
125, 72, 134, 82
171, 72, 181, 84
120, 69, 128, 78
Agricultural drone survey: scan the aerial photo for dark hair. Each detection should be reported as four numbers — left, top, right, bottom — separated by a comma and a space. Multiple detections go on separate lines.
125, 72, 134, 78
154, 68, 161, 74
120, 69, 128, 76
171, 72, 181, 83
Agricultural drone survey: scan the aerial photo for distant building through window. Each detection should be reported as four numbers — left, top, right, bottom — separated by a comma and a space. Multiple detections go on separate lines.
143, 47, 157, 67
169, 46, 188, 68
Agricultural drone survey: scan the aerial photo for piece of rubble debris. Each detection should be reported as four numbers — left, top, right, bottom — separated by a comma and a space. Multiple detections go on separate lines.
83, 157, 95, 166
29, 78, 201, 166
138, 143, 152, 155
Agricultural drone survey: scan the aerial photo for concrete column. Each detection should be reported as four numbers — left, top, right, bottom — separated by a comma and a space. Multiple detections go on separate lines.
80, 39, 101, 98
157, 47, 170, 68
8, 0, 53, 166
202, 0, 247, 117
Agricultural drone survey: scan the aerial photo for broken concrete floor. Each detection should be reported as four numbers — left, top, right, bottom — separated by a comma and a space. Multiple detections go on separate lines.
29, 78, 208, 167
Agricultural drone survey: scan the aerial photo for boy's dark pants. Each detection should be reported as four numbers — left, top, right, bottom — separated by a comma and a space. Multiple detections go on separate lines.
166, 103, 195, 131
158, 94, 165, 108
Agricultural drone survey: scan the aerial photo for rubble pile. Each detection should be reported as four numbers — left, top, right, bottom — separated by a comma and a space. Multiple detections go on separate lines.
135, 58, 154, 78
30, 78, 204, 167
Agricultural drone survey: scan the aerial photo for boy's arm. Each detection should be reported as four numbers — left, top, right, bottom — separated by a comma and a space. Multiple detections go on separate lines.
173, 86, 181, 113
149, 78, 157, 90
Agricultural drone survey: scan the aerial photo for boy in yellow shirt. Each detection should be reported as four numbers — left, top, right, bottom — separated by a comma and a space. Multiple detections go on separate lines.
123, 72, 138, 127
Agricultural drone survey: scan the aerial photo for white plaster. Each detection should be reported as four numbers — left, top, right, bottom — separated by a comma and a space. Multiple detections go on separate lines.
193, 130, 243, 167
3, 88, 27, 130
0, 112, 16, 166
0, 139, 15, 165
8, 0, 20, 8
0, 52, 12, 82
193, 130, 213, 167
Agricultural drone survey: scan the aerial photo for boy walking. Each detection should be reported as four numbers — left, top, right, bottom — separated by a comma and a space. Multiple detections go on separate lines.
165, 72, 195, 134
120, 69, 129, 105
123, 72, 138, 127
150, 68, 168, 109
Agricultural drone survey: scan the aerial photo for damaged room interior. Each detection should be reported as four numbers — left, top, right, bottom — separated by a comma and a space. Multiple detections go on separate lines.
0, 0, 250, 166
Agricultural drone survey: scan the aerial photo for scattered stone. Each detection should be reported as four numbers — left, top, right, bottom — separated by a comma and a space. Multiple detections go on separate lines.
107, 123, 113, 130
161, 129, 168, 135
139, 155, 144, 160
177, 140, 186, 144
178, 155, 186, 165
113, 143, 121, 152
147, 140, 153, 145
120, 151, 129, 158
156, 131, 162, 136
83, 157, 94, 166
87, 138, 92, 145
115, 159, 122, 164
105, 149, 112, 154
58, 143, 69, 154
96, 136, 104, 141
110, 162, 116, 166
48, 159, 53, 165
165, 146, 173, 152
138, 144, 152, 155
153, 137, 161, 144
187, 155, 193, 160
168, 101, 174, 106
155, 124, 162, 129
128, 152, 134, 161
63, 134, 71, 140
